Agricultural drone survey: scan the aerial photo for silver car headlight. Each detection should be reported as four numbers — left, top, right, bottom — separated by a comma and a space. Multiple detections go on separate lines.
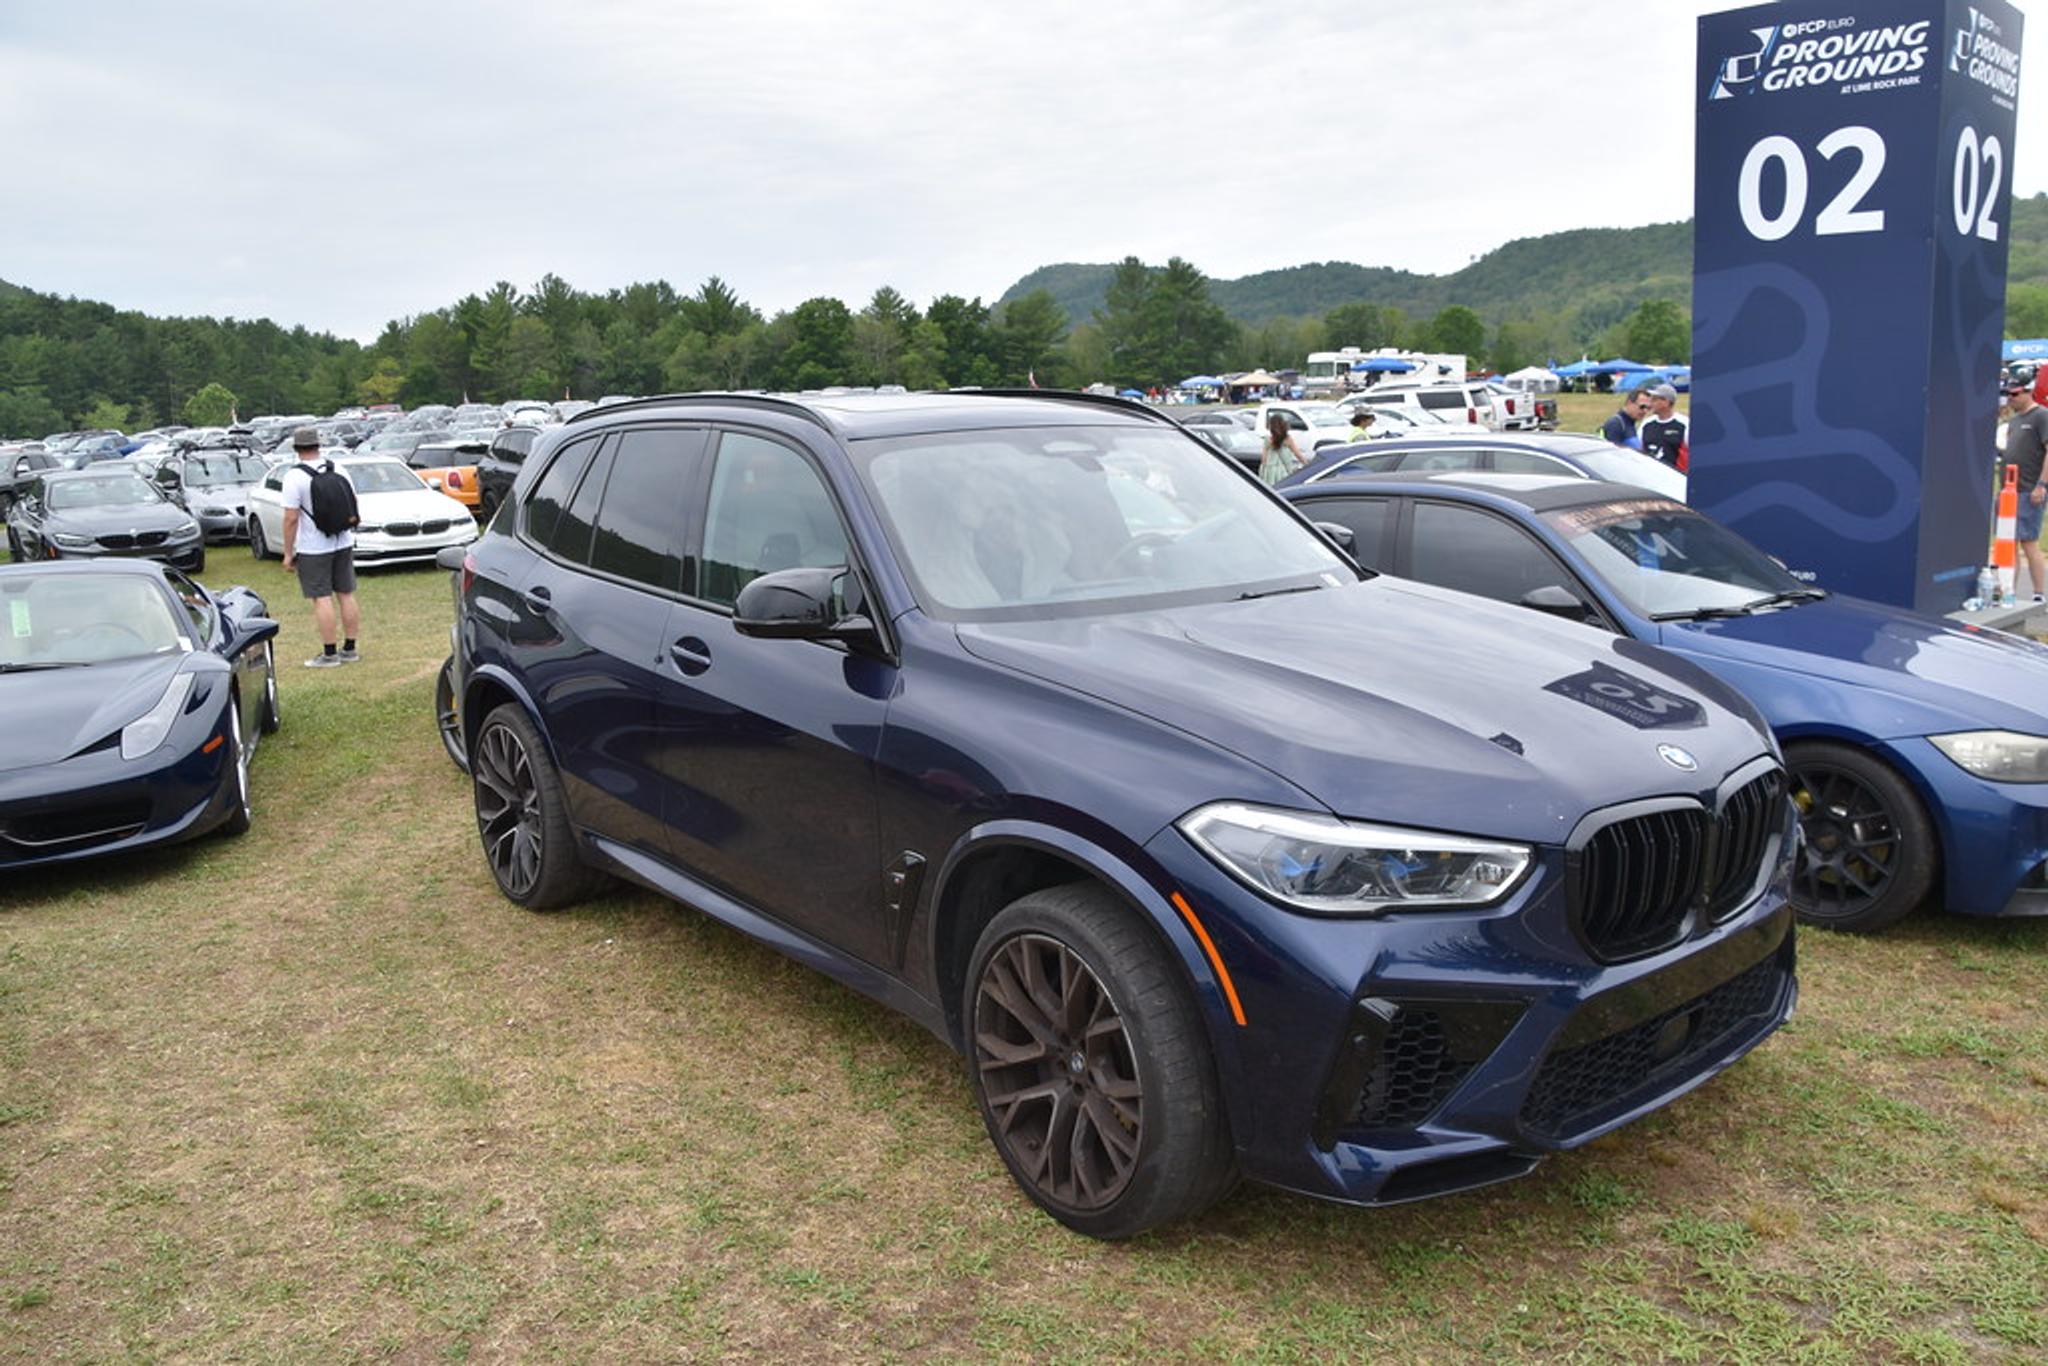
121, 673, 196, 760
1929, 730, 2048, 783
174, 520, 199, 537
53, 532, 94, 548
1177, 802, 1532, 915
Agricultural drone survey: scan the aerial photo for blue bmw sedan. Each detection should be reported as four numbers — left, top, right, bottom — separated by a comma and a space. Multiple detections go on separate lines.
446, 392, 1797, 1237
1284, 470, 2048, 933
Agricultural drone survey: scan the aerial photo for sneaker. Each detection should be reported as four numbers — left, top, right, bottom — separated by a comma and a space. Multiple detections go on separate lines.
304, 653, 343, 669
337, 647, 361, 663
2033, 594, 2045, 606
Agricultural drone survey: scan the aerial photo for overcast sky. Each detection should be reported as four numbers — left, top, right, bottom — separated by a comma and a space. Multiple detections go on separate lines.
1, 1, 2040, 341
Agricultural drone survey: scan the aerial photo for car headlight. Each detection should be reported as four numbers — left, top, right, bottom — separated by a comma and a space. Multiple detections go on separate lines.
1929, 730, 2048, 783
52, 532, 93, 548
120, 673, 196, 760
175, 520, 199, 537
1177, 802, 1532, 915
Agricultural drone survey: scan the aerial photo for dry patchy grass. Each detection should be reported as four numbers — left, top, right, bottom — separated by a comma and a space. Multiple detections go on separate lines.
2, 545, 2045, 1362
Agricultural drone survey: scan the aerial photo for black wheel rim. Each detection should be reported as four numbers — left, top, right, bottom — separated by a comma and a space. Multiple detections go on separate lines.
1791, 763, 1900, 917
974, 933, 1143, 1211
473, 721, 542, 897
435, 661, 466, 767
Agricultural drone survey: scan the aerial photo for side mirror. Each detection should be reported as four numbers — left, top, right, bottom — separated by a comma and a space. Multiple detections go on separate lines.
1520, 584, 1598, 622
1313, 521, 1356, 554
734, 566, 878, 647
434, 545, 468, 572
227, 616, 281, 656
155, 467, 180, 488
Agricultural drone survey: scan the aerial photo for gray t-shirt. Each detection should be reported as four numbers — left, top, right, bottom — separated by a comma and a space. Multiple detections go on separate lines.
282, 459, 354, 556
2009, 406, 2048, 492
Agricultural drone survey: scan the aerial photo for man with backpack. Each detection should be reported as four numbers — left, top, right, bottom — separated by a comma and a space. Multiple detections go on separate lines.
279, 427, 362, 668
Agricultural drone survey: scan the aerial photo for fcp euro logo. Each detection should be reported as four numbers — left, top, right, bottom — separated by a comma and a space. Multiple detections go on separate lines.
1711, 26, 1780, 98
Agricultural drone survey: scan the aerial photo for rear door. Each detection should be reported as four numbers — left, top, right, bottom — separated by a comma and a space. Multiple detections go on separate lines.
652, 426, 892, 964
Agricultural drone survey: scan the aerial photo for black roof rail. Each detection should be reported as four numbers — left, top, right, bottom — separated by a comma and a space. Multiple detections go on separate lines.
561, 392, 835, 434
943, 387, 1183, 430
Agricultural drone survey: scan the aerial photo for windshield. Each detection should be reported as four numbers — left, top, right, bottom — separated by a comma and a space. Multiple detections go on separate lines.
343, 461, 427, 495
1564, 444, 1688, 496
856, 424, 1351, 619
1543, 499, 1807, 618
184, 454, 266, 487
1302, 407, 1351, 428
48, 478, 165, 510
0, 571, 187, 666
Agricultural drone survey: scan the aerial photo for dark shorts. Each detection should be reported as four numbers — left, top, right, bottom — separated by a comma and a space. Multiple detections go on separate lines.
296, 547, 357, 599
2020, 494, 2045, 544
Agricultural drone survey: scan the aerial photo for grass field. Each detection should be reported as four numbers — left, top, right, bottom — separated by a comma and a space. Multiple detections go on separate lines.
3, 530, 2046, 1361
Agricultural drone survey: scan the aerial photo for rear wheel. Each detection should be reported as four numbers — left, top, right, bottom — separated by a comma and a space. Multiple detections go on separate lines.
471, 703, 605, 910
965, 883, 1235, 1239
249, 517, 270, 559
1787, 741, 1936, 932
4, 526, 20, 561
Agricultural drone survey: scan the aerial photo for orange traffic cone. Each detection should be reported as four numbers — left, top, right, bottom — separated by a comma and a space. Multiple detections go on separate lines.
1993, 464, 2019, 604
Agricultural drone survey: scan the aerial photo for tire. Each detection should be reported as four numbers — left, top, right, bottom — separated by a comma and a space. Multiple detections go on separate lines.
257, 641, 281, 735
4, 526, 20, 562
435, 655, 468, 771
218, 698, 253, 837
470, 702, 606, 910
249, 517, 270, 559
964, 883, 1236, 1239
190, 548, 206, 574
478, 490, 499, 525
1787, 740, 1937, 933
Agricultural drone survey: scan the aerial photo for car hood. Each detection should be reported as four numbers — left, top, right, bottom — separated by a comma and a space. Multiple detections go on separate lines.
358, 487, 472, 520
955, 577, 1772, 846
0, 654, 185, 773
1657, 593, 2048, 735
48, 503, 191, 535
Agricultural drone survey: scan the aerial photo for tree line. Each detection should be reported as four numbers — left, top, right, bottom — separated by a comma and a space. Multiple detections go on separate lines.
0, 261, 1719, 434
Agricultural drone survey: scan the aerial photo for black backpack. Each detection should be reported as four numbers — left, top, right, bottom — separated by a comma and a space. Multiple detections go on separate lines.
304, 461, 360, 536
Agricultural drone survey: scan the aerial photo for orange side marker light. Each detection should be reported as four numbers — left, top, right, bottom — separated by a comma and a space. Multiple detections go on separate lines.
1170, 891, 1247, 1028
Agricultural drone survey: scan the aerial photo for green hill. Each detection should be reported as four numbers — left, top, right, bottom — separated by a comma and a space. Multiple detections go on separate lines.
1000, 200, 2048, 331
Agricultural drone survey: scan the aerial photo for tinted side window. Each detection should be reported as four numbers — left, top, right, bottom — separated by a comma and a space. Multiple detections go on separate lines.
548, 445, 614, 565
1409, 502, 1567, 605
700, 432, 848, 609
1416, 391, 1468, 411
523, 438, 600, 548
1397, 447, 1484, 473
1488, 449, 1571, 475
587, 429, 701, 593
1301, 497, 1392, 569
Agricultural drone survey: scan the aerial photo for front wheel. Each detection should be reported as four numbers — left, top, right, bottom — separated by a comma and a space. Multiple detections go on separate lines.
1787, 741, 1937, 932
435, 656, 468, 771
249, 517, 271, 559
471, 703, 606, 910
965, 883, 1236, 1239
257, 641, 281, 734
218, 698, 253, 837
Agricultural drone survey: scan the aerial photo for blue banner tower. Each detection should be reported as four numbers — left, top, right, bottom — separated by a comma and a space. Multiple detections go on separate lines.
1691, 0, 2025, 613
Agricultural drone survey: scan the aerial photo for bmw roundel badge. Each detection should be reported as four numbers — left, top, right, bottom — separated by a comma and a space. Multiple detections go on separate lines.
1657, 744, 1699, 772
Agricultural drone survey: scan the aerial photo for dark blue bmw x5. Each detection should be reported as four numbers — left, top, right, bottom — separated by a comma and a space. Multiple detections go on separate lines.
445, 391, 1798, 1238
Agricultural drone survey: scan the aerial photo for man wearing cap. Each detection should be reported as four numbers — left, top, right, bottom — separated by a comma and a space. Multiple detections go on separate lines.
2006, 381, 2048, 603
279, 427, 362, 668
1637, 384, 1688, 469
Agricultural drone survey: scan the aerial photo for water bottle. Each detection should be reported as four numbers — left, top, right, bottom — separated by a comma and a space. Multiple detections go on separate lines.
1977, 565, 1999, 608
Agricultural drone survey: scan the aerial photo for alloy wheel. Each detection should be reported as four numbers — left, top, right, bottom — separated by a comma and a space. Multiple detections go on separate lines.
1791, 764, 1899, 916
435, 657, 467, 770
473, 720, 543, 897
973, 933, 1144, 1212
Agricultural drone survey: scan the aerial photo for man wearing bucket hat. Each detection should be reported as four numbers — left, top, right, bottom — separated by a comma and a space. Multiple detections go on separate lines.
279, 426, 363, 668
1638, 383, 1688, 469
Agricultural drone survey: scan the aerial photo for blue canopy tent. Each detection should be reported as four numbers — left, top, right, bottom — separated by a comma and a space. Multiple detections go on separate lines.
1118, 388, 1145, 398
1177, 375, 1224, 387
1597, 358, 1654, 373
1553, 360, 1602, 378
1350, 358, 1416, 374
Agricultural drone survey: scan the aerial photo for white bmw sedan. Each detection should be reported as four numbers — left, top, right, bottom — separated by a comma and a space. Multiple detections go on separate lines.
245, 456, 477, 566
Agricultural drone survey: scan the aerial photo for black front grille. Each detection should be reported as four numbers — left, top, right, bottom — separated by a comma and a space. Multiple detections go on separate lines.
385, 522, 420, 537
0, 801, 152, 860
1520, 952, 1787, 1140
93, 531, 169, 549
1576, 808, 1708, 959
420, 518, 451, 535
1707, 771, 1785, 919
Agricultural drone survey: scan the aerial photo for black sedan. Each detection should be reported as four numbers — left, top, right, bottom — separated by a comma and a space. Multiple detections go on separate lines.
6, 469, 206, 571
0, 561, 280, 868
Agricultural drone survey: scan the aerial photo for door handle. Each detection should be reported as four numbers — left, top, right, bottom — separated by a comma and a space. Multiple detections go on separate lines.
522, 584, 553, 615
668, 637, 713, 675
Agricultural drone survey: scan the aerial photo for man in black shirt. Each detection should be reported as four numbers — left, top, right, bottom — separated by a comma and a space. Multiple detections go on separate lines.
1638, 384, 1688, 468
2007, 381, 2048, 602
1600, 389, 1651, 448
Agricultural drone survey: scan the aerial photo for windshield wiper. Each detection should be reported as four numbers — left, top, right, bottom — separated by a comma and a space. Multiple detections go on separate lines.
1649, 587, 1827, 622
0, 661, 82, 673
1234, 583, 1324, 602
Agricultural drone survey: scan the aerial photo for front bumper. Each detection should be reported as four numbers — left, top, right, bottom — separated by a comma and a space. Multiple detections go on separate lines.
352, 521, 478, 567
0, 696, 237, 870
191, 506, 250, 542
1886, 736, 2048, 917
1142, 811, 1797, 1207
46, 535, 204, 570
